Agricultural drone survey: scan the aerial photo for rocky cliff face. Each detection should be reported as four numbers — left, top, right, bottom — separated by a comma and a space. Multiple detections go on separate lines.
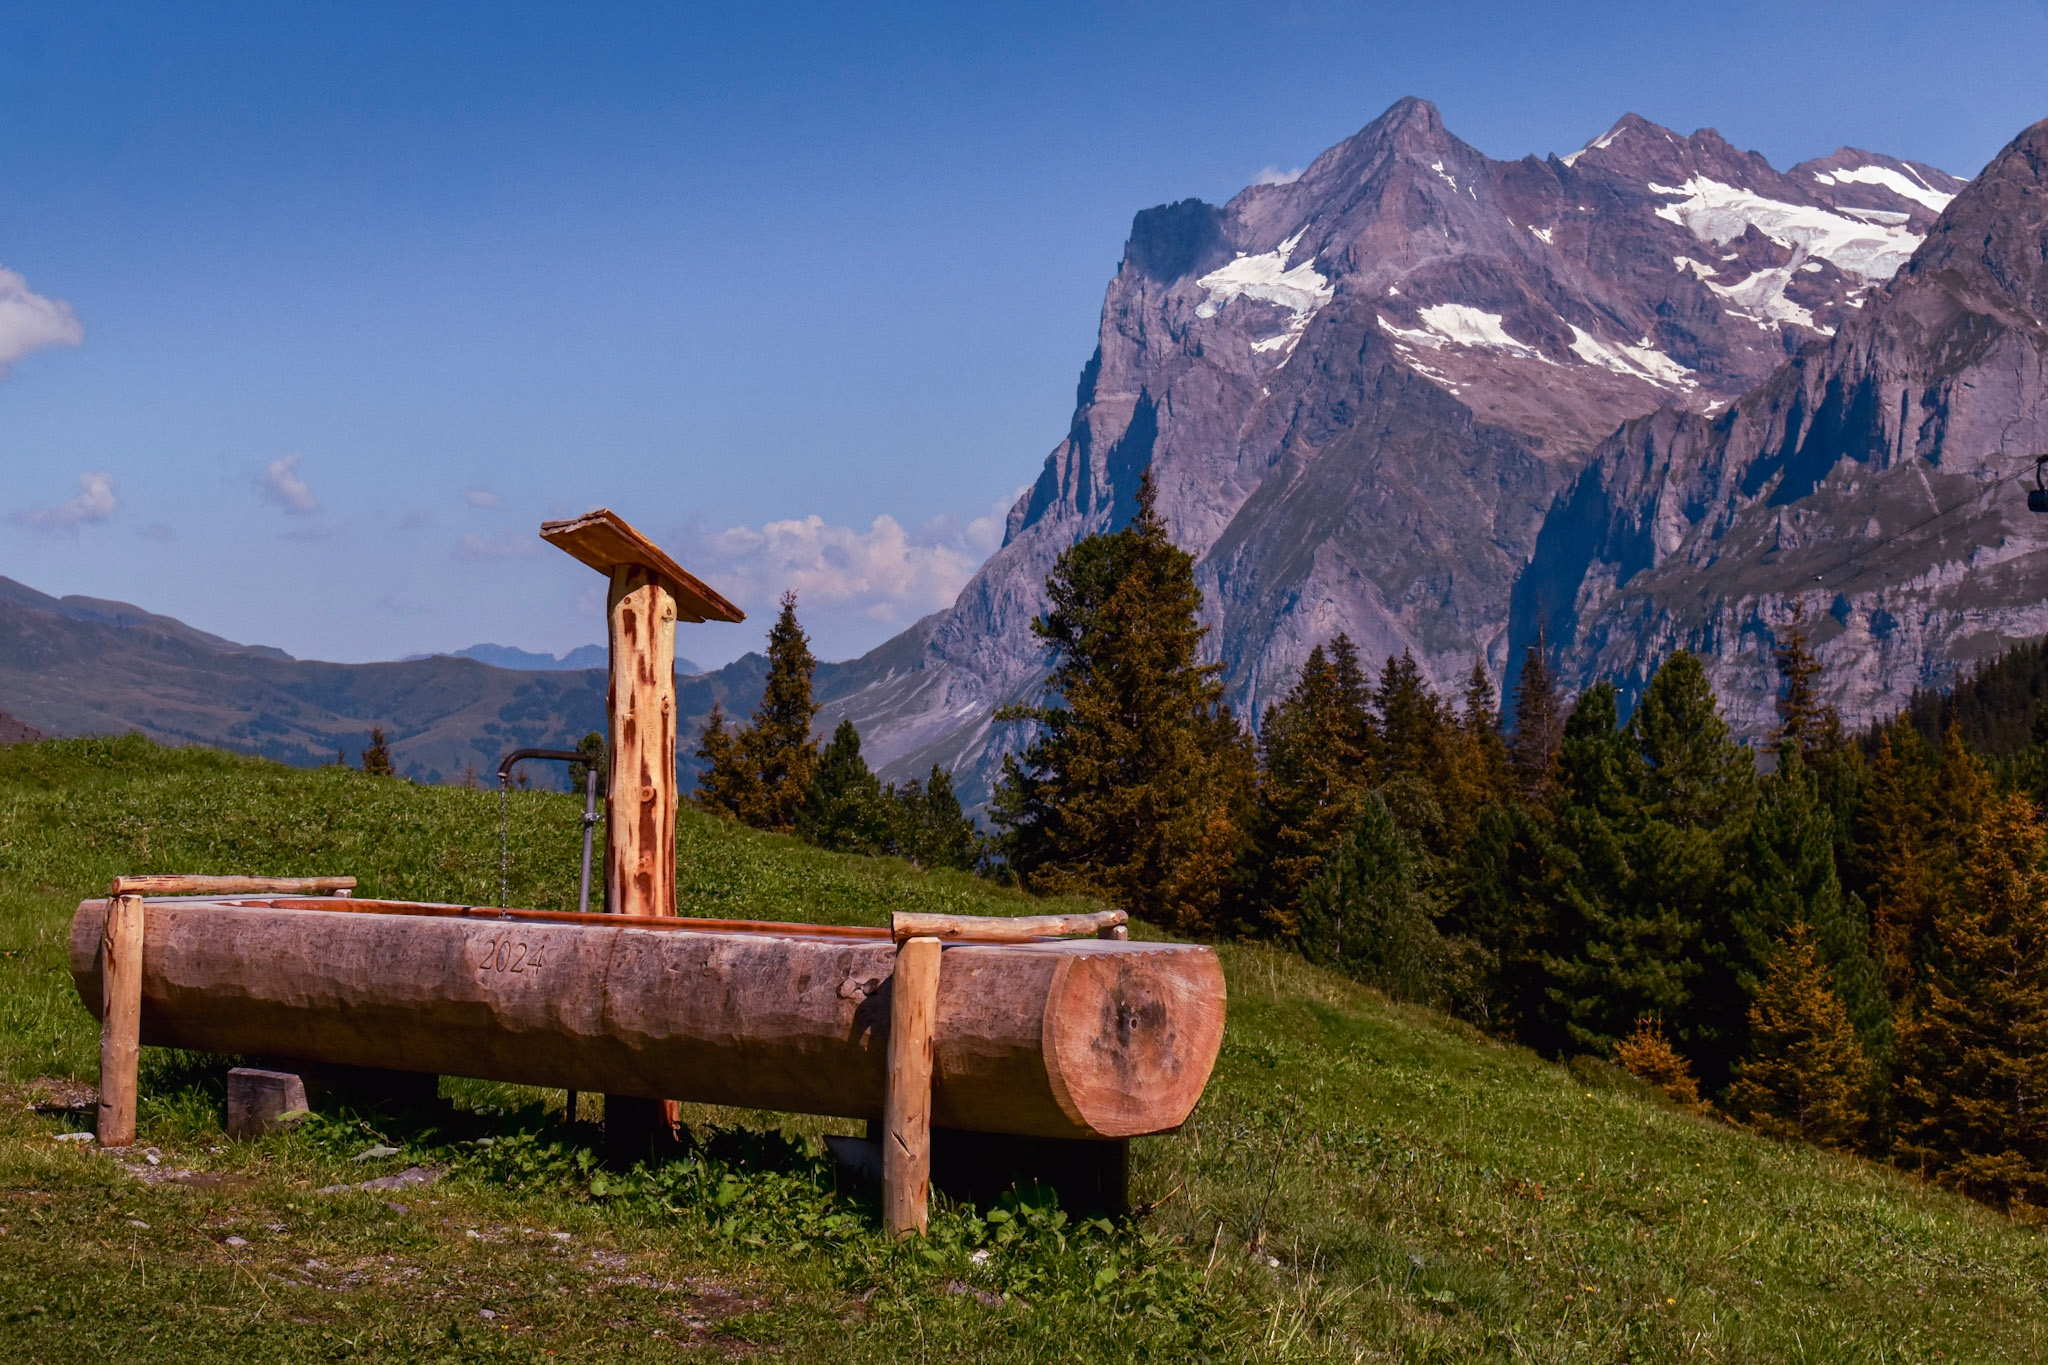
808, 98, 1966, 798
1516, 117, 2048, 733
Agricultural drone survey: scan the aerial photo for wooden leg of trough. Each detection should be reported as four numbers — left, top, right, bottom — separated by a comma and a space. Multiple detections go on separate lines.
602, 1096, 679, 1168
96, 894, 144, 1148
883, 935, 942, 1238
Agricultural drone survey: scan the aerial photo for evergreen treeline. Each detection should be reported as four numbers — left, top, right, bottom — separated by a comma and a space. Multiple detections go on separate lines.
692, 591, 981, 871
691, 483, 2048, 1211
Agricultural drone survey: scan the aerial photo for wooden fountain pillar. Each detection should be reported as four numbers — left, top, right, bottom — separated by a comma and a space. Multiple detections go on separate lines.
541, 509, 746, 1159
605, 565, 679, 919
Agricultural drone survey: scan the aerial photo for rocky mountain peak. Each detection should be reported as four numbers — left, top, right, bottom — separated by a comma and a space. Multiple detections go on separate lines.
789, 103, 1995, 804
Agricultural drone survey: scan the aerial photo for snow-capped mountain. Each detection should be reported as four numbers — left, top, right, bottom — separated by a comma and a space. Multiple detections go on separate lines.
1515, 114, 2048, 733
739, 98, 1981, 797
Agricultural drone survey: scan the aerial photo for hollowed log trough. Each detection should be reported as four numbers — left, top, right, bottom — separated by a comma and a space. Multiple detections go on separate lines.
69, 895, 1226, 1148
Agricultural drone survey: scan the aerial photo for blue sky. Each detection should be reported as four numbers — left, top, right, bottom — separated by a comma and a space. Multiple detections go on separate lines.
3, 1, 2045, 668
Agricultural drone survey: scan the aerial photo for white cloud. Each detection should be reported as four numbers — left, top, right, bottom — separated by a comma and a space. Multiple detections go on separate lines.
461, 488, 503, 509
10, 471, 115, 534
455, 529, 540, 560
1253, 165, 1304, 186
259, 454, 320, 514
683, 495, 1019, 635
0, 267, 84, 377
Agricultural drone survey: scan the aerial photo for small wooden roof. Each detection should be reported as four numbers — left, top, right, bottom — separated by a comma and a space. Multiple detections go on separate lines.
539, 509, 746, 623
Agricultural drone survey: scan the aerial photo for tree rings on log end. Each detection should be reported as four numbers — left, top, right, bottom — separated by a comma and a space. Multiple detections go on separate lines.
1040, 944, 1226, 1139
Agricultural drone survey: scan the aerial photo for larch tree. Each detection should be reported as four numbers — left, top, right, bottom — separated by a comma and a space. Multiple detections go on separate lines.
691, 592, 821, 832
1726, 921, 1870, 1148
991, 470, 1252, 934
1771, 605, 1846, 765
1894, 792, 2048, 1207
1858, 719, 1938, 1001
360, 726, 396, 778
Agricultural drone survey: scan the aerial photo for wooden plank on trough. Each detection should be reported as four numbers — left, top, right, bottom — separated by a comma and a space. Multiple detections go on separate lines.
539, 508, 745, 623
891, 909, 1127, 944
109, 874, 356, 897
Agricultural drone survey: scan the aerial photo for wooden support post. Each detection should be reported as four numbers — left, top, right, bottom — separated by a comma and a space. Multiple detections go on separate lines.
605, 565, 679, 919
883, 935, 942, 1238
605, 565, 682, 1150
96, 893, 144, 1147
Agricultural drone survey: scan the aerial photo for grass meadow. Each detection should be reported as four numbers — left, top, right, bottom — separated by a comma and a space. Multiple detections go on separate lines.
1, 735, 2044, 1361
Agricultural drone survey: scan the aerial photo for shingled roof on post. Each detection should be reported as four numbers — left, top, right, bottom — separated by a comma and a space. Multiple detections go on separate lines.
539, 509, 746, 624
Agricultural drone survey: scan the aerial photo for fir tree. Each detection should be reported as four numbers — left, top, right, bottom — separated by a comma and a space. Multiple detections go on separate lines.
691, 593, 821, 832
1297, 791, 1452, 1003
1894, 792, 2048, 1207
1508, 641, 1564, 808
1537, 683, 1697, 1058
1377, 650, 1447, 783
567, 731, 606, 797
797, 720, 894, 854
1735, 747, 1891, 1069
992, 471, 1252, 933
1460, 657, 1513, 805
361, 726, 395, 778
1771, 604, 1845, 765
1240, 640, 1377, 939
889, 765, 981, 871
691, 701, 756, 817
1627, 650, 1757, 1085
1726, 922, 1870, 1148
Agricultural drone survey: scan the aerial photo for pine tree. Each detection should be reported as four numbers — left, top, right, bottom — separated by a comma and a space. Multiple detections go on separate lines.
797, 720, 894, 854
691, 593, 821, 832
1894, 792, 2048, 1207
992, 471, 1252, 933
1240, 640, 1377, 939
1508, 641, 1564, 808
1377, 650, 1447, 783
361, 726, 395, 778
1726, 921, 1869, 1147
567, 730, 607, 797
1614, 1016, 1703, 1109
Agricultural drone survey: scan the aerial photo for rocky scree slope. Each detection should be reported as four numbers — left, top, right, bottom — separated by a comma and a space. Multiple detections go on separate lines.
802, 98, 1962, 799
1515, 116, 2048, 734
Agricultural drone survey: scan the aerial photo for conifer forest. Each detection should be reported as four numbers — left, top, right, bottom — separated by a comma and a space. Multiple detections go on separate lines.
694, 473, 2048, 1216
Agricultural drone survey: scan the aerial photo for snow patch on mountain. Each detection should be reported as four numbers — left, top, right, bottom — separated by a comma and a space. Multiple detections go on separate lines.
1812, 164, 1955, 213
1195, 228, 1334, 361
1380, 305, 1547, 361
1647, 177, 1923, 280
1565, 325, 1696, 387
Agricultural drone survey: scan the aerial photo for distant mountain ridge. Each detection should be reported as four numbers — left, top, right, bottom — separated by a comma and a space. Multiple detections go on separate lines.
404, 642, 705, 676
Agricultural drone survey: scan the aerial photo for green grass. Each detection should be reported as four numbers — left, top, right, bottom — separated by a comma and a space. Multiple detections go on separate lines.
2, 734, 2045, 1361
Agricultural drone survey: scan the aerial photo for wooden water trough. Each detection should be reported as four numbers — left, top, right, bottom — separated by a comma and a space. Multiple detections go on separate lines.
68, 510, 1228, 1236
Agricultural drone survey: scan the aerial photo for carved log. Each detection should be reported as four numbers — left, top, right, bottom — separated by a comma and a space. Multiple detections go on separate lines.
69, 897, 1226, 1141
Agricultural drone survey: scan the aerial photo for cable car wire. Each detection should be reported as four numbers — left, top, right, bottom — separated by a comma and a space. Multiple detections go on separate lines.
1801, 465, 2030, 591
